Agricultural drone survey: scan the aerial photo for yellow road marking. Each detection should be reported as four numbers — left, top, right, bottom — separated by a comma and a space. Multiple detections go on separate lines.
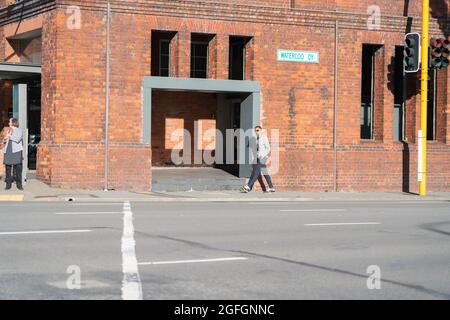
0, 195, 24, 201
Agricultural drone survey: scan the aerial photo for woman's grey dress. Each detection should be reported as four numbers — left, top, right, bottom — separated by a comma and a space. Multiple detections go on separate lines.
4, 140, 22, 165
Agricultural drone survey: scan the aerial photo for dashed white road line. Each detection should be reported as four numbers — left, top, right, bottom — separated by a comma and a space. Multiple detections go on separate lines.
138, 257, 248, 266
67, 203, 124, 206
55, 212, 121, 215
0, 229, 92, 236
280, 209, 346, 212
304, 222, 381, 226
121, 201, 143, 300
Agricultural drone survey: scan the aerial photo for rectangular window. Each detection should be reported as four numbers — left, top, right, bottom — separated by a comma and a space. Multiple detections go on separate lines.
229, 37, 251, 80
427, 68, 437, 141
360, 45, 375, 139
159, 39, 170, 77
151, 30, 176, 77
360, 44, 383, 140
191, 41, 208, 79
393, 46, 406, 141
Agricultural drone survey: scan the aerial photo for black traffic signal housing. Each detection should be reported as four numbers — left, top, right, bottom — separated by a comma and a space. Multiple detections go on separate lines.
430, 38, 450, 69
404, 32, 421, 73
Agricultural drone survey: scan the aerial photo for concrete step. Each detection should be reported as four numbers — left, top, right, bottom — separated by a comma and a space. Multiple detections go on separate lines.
152, 167, 247, 192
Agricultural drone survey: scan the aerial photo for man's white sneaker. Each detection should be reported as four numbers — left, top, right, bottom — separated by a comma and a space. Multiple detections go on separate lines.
240, 186, 250, 193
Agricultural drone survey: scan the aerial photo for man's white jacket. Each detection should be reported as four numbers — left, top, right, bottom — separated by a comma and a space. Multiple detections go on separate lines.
249, 134, 270, 164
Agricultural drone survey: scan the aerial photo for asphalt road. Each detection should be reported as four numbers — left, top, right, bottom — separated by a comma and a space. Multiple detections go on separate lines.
0, 200, 449, 300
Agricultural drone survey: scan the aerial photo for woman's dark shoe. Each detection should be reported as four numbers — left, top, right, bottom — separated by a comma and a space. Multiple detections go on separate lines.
17, 185, 23, 191
5, 184, 11, 190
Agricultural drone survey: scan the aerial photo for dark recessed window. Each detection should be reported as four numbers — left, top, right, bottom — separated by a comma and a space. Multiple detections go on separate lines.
393, 45, 406, 141
151, 30, 176, 77
427, 68, 437, 141
159, 39, 170, 77
191, 42, 208, 79
229, 37, 252, 80
360, 44, 382, 140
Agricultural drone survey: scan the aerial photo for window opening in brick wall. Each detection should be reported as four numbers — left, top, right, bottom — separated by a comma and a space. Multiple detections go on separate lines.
151, 30, 176, 77
427, 68, 437, 141
191, 41, 209, 79
229, 36, 252, 80
159, 39, 170, 77
360, 44, 383, 140
393, 45, 406, 141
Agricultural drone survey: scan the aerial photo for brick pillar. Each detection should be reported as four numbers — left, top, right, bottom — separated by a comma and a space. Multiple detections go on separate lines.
0, 24, 4, 61
245, 37, 255, 81
446, 68, 450, 144
436, 68, 447, 143
207, 35, 217, 79
216, 34, 229, 80
176, 31, 191, 78
169, 34, 178, 77
383, 46, 395, 144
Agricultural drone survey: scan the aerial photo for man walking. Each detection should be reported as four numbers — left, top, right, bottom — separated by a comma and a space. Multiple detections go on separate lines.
240, 126, 275, 193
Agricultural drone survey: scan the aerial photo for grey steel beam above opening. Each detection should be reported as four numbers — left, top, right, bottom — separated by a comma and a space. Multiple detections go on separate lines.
143, 76, 260, 93
0, 63, 41, 79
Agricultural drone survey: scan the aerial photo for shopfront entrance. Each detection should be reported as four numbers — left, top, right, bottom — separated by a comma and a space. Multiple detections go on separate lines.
0, 62, 41, 182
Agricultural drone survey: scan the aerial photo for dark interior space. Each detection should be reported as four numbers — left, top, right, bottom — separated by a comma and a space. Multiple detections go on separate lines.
229, 36, 252, 81
151, 30, 177, 77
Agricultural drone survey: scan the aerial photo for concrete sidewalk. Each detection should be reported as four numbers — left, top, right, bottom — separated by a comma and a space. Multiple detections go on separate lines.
0, 178, 449, 202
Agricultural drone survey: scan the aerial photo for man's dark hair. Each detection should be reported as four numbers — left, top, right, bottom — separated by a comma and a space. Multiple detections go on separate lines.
255, 125, 262, 130
10, 118, 19, 127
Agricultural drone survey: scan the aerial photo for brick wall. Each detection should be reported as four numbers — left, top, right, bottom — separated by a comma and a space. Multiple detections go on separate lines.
38, 7, 152, 191
1, 0, 449, 192
0, 0, 4, 61
37, 10, 57, 185
0, 28, 3, 62
152, 91, 217, 166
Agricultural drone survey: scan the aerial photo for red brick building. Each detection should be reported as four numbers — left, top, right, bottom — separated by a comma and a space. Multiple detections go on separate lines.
0, 0, 449, 192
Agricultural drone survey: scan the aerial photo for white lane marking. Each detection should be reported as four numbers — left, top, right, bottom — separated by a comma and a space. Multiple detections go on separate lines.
68, 203, 123, 206
304, 222, 381, 226
280, 209, 346, 212
0, 229, 92, 236
55, 212, 121, 215
138, 257, 248, 266
121, 201, 143, 300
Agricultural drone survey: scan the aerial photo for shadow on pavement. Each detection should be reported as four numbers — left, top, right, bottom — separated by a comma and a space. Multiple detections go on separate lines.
134, 231, 450, 300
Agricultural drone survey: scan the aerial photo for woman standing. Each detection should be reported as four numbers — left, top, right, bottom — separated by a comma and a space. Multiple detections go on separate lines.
3, 118, 23, 190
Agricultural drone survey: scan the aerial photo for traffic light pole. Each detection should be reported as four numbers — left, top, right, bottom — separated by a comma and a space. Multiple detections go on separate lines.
419, 0, 429, 196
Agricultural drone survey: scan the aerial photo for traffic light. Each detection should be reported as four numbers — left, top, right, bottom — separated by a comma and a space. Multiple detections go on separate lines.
430, 38, 450, 69
404, 33, 421, 73
443, 39, 450, 68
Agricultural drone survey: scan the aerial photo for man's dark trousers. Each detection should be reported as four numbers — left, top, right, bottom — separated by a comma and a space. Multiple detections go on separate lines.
247, 159, 273, 191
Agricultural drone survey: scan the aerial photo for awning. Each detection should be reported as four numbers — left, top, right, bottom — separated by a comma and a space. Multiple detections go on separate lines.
0, 62, 41, 80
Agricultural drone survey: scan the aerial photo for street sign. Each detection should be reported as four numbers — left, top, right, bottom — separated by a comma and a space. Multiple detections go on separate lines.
277, 50, 319, 63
